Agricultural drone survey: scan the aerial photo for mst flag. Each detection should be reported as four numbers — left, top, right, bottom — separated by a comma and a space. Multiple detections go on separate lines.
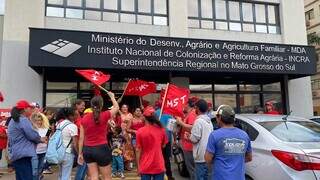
124, 80, 156, 96
75, 69, 110, 86
162, 84, 190, 117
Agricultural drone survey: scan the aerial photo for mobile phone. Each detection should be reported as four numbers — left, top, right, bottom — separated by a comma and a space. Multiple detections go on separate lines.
45, 129, 52, 137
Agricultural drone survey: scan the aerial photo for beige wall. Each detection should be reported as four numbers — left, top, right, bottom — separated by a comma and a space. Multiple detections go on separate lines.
0, 0, 44, 108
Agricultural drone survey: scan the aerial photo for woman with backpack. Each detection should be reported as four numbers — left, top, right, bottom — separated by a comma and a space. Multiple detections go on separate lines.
78, 93, 119, 180
7, 100, 47, 180
55, 107, 78, 180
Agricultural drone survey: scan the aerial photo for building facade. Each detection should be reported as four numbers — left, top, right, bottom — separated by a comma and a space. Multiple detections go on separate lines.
305, 0, 320, 115
0, 0, 316, 118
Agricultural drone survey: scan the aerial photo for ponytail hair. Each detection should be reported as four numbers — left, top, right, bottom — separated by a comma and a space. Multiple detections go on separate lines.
91, 96, 104, 124
145, 115, 162, 128
11, 107, 23, 122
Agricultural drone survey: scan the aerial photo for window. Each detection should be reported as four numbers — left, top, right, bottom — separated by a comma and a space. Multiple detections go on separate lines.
45, 0, 168, 26
312, 79, 320, 90
188, 0, 281, 34
46, 93, 77, 107
215, 94, 236, 110
240, 94, 260, 113
305, 9, 315, 21
0, 0, 4, 15
238, 120, 259, 141
259, 121, 320, 142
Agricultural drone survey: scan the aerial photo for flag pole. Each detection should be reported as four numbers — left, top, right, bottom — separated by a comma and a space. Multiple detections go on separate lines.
97, 85, 109, 93
159, 83, 170, 120
117, 79, 131, 103
139, 96, 143, 109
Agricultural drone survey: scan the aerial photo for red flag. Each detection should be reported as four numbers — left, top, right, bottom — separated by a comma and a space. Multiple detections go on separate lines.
75, 69, 110, 86
0, 92, 3, 102
162, 84, 190, 117
124, 80, 156, 96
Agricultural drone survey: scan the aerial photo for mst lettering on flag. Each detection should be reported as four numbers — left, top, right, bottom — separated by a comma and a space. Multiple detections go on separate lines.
124, 80, 156, 96
163, 84, 190, 117
75, 69, 110, 86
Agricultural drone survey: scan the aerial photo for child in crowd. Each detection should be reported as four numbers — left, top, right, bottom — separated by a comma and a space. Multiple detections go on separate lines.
110, 127, 125, 178
31, 112, 49, 180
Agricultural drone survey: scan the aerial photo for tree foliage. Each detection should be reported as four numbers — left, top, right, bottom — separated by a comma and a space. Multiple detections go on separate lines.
308, 33, 320, 45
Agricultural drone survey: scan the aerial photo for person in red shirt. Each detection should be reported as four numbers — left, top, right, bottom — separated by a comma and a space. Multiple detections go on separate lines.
78, 93, 119, 180
136, 106, 168, 180
176, 99, 197, 180
0, 115, 7, 168
127, 107, 145, 147
71, 99, 87, 180
264, 101, 280, 115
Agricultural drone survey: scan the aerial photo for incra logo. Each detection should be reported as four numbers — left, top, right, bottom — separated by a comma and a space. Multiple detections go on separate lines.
40, 39, 81, 57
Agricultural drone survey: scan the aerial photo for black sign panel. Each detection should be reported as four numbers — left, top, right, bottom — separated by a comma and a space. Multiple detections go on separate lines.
29, 28, 317, 75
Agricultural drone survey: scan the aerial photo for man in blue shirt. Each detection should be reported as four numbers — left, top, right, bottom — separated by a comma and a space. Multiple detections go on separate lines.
205, 105, 252, 180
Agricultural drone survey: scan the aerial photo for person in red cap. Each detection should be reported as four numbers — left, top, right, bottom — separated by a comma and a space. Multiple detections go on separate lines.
264, 101, 280, 115
7, 100, 47, 180
136, 106, 168, 180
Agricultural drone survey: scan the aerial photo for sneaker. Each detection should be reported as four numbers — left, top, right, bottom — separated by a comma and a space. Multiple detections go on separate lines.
43, 169, 53, 174
120, 172, 125, 179
111, 173, 117, 178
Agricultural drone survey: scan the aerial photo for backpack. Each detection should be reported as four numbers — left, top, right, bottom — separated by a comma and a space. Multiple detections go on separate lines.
45, 121, 72, 164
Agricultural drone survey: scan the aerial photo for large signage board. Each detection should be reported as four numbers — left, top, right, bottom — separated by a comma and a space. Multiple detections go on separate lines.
29, 28, 317, 75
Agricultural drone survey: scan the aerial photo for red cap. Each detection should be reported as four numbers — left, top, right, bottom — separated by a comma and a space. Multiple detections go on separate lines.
16, 100, 33, 110
143, 106, 155, 117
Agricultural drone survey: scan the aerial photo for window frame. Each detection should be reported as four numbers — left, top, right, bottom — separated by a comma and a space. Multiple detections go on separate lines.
187, 0, 281, 34
305, 9, 315, 21
45, 0, 169, 26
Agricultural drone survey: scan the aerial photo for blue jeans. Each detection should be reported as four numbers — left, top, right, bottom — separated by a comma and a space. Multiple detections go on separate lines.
195, 163, 208, 180
75, 162, 88, 180
58, 152, 74, 180
141, 173, 165, 180
37, 153, 46, 176
31, 155, 39, 180
13, 157, 33, 180
112, 156, 124, 173
31, 153, 46, 180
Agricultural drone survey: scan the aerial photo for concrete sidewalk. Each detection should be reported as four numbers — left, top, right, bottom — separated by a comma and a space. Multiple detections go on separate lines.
0, 162, 190, 180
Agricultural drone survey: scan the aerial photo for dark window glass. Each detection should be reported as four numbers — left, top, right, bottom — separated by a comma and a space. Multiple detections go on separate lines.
238, 120, 259, 141
240, 94, 260, 113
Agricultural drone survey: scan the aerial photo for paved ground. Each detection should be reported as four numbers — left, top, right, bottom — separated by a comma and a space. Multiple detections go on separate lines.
0, 162, 189, 180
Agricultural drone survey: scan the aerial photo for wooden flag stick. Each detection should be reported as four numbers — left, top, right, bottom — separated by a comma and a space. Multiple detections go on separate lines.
139, 96, 143, 109
117, 79, 131, 103
97, 85, 109, 93
159, 83, 170, 120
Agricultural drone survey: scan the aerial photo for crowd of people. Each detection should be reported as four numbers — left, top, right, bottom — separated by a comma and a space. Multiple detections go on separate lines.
0, 91, 280, 180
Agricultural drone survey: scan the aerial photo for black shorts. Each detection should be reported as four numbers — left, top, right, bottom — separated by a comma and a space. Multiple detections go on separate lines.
83, 144, 112, 166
